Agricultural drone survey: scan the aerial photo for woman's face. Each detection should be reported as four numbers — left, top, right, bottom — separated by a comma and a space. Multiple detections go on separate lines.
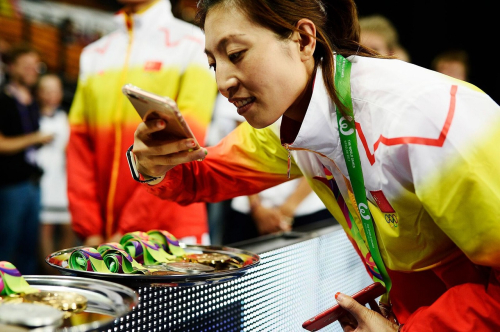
204, 5, 313, 128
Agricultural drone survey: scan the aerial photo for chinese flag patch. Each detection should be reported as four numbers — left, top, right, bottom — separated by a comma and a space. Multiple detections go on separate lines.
370, 190, 395, 213
144, 61, 162, 71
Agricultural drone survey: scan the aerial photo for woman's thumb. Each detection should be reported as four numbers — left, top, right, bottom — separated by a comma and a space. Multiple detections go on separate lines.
336, 292, 369, 322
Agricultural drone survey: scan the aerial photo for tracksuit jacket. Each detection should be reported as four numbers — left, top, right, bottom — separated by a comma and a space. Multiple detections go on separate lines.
148, 55, 500, 330
68, 0, 217, 241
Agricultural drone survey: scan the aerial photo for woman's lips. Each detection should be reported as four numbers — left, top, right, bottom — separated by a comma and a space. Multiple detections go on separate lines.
233, 97, 256, 116
236, 99, 255, 115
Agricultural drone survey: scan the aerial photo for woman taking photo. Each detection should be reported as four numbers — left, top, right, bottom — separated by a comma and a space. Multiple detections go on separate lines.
130, 0, 500, 330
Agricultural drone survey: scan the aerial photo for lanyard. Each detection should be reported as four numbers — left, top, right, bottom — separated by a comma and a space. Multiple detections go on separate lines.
334, 54, 392, 304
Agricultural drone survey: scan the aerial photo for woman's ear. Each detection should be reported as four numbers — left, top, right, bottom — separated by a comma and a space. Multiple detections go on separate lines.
293, 19, 317, 62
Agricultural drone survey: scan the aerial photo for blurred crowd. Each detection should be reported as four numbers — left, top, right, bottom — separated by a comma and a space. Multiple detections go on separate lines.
0, 0, 472, 275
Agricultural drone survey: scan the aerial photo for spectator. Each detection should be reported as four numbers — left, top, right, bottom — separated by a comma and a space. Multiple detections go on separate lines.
226, 177, 334, 244
0, 44, 53, 274
36, 74, 75, 273
432, 49, 469, 81
359, 14, 409, 61
0, 37, 10, 86
359, 15, 398, 56
393, 44, 411, 63
67, 0, 217, 246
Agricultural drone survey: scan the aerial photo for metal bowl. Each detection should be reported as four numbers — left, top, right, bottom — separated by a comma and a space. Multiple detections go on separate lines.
2, 275, 138, 331
46, 245, 260, 288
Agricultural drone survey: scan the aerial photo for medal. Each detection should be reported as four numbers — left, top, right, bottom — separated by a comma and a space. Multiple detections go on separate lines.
0, 294, 23, 304
0, 303, 64, 328
23, 291, 87, 316
165, 262, 215, 274
187, 253, 241, 269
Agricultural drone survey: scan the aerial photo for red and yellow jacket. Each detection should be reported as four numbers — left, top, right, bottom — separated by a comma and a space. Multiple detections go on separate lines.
147, 56, 500, 330
68, 0, 217, 242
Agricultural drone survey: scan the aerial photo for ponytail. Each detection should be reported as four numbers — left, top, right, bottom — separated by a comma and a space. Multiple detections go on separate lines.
315, 0, 381, 120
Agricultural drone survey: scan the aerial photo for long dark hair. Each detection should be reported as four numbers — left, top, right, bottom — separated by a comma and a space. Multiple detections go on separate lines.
196, 0, 381, 119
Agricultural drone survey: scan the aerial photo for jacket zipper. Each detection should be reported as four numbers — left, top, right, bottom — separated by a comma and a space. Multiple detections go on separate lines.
283, 143, 292, 179
282, 143, 323, 178
105, 13, 134, 238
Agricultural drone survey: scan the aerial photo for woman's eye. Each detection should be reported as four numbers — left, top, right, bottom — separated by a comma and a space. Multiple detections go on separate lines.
228, 51, 242, 62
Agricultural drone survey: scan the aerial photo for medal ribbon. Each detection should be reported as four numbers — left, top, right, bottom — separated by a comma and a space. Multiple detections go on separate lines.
120, 231, 176, 265
97, 243, 146, 274
147, 230, 185, 257
334, 54, 392, 304
0, 261, 38, 295
69, 247, 111, 273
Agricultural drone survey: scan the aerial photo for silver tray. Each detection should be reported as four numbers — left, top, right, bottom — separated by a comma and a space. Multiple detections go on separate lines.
2, 275, 138, 331
46, 245, 260, 288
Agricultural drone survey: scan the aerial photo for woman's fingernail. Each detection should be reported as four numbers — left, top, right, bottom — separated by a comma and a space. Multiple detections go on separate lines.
157, 120, 165, 128
335, 292, 344, 302
186, 140, 196, 148
204, 149, 208, 155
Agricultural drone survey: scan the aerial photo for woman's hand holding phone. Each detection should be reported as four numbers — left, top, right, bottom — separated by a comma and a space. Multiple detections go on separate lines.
335, 292, 399, 332
132, 118, 208, 183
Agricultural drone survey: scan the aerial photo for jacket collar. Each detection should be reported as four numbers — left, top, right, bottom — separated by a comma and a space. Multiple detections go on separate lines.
114, 0, 173, 34
280, 67, 341, 158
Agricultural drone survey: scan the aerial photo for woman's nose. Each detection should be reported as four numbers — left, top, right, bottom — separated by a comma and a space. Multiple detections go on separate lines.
216, 66, 238, 98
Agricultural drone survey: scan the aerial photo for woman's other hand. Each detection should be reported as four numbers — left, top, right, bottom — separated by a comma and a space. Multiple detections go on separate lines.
252, 205, 292, 234
35, 131, 55, 145
84, 234, 104, 247
133, 119, 208, 179
336, 292, 399, 332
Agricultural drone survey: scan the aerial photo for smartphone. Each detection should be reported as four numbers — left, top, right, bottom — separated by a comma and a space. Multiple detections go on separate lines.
122, 83, 199, 147
302, 282, 386, 331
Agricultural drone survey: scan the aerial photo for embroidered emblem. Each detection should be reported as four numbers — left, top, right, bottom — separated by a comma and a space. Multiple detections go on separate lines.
144, 61, 162, 71
384, 213, 399, 229
370, 190, 395, 213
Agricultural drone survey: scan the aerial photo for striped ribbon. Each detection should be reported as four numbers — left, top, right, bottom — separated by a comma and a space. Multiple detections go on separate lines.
0, 261, 38, 295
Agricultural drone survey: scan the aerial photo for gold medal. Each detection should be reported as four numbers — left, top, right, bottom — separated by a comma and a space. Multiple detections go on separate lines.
0, 294, 23, 304
187, 253, 241, 269
165, 262, 215, 274
22, 291, 87, 316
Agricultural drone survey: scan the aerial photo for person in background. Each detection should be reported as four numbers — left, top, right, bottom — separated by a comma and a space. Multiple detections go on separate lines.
131, 0, 500, 330
393, 44, 410, 63
0, 37, 11, 87
36, 73, 76, 273
0, 44, 53, 274
359, 14, 409, 61
67, 0, 217, 247
226, 176, 334, 243
431, 49, 469, 81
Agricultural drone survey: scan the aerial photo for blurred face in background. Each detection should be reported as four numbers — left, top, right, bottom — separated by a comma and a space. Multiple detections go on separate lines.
37, 75, 63, 110
360, 31, 390, 56
8, 52, 40, 88
436, 60, 467, 81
